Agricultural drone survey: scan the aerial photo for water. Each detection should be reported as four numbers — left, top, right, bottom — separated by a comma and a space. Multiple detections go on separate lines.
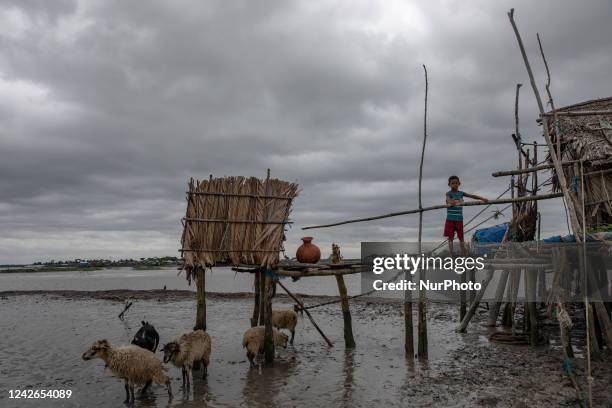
0, 295, 464, 408
0, 267, 361, 296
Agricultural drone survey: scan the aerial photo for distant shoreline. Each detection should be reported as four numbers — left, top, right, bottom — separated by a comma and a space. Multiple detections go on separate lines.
0, 265, 171, 273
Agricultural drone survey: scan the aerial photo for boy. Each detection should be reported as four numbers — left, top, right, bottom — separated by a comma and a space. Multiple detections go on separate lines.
445, 175, 488, 256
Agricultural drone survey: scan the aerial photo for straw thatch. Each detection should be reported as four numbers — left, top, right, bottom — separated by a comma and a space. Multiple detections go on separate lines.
180, 175, 299, 282
544, 97, 612, 228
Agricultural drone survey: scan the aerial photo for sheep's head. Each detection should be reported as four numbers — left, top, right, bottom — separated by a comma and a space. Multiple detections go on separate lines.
278, 332, 289, 349
82, 339, 111, 360
161, 341, 180, 363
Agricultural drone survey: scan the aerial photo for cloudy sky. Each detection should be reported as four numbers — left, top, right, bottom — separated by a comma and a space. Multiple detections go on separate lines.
1, 0, 611, 264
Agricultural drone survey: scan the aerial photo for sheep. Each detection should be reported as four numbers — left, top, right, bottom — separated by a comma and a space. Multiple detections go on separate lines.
82, 339, 172, 404
161, 330, 211, 388
272, 309, 298, 344
131, 321, 159, 352
242, 326, 289, 368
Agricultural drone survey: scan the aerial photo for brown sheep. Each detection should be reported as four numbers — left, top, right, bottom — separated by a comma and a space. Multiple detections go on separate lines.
272, 309, 298, 344
82, 339, 172, 403
161, 330, 211, 387
242, 326, 288, 368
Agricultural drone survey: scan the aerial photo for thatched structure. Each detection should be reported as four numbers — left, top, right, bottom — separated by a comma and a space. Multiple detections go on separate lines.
180, 175, 299, 282
544, 96, 612, 228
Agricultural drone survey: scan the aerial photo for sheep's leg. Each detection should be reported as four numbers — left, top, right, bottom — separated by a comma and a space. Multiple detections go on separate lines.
181, 367, 186, 388
290, 329, 295, 345
129, 384, 135, 403
202, 360, 207, 379
123, 381, 130, 404
139, 380, 151, 397
186, 365, 191, 387
166, 380, 173, 400
247, 351, 255, 368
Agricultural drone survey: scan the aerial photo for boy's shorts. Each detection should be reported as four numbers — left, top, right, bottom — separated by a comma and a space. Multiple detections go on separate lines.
444, 219, 464, 241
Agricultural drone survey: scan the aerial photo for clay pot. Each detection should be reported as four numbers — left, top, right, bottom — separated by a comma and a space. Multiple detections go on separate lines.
296, 237, 321, 263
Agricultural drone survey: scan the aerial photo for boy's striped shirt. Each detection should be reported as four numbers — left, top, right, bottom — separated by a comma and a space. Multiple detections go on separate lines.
446, 190, 464, 221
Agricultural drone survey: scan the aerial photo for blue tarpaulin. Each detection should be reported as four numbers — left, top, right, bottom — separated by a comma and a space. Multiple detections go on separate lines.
472, 223, 509, 243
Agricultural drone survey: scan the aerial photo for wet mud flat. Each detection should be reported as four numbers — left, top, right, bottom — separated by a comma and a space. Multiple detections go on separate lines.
0, 291, 610, 407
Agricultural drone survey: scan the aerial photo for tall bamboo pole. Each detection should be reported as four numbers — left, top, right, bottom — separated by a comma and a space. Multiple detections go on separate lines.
507, 8, 582, 239
262, 169, 275, 365
417, 64, 428, 359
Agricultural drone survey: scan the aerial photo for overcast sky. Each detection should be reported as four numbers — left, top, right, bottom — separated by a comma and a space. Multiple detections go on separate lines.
1, 0, 611, 264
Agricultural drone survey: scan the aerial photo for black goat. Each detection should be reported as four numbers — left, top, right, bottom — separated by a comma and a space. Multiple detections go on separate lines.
131, 321, 160, 352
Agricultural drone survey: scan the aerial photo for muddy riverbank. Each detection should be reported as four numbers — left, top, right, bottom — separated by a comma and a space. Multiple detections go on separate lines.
0, 291, 610, 407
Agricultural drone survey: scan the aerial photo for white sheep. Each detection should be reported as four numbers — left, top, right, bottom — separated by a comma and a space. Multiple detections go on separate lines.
242, 326, 289, 368
82, 339, 172, 403
161, 330, 211, 387
272, 309, 299, 344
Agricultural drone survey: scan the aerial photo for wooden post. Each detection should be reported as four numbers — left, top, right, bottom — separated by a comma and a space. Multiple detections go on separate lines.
258, 269, 265, 325
457, 267, 495, 332
525, 267, 538, 346
336, 275, 356, 348
417, 64, 428, 359
263, 271, 274, 364
251, 270, 261, 327
333, 244, 356, 348
487, 268, 510, 326
460, 271, 467, 321
195, 267, 206, 330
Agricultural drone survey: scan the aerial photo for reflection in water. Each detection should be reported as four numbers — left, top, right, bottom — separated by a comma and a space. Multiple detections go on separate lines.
341, 349, 355, 407
241, 358, 298, 408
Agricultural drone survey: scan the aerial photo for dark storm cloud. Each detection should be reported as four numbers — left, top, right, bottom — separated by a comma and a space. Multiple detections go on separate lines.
0, 0, 611, 263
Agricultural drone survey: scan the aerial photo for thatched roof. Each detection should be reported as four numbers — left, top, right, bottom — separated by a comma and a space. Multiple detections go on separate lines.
544, 96, 612, 164
180, 175, 299, 280
543, 97, 612, 228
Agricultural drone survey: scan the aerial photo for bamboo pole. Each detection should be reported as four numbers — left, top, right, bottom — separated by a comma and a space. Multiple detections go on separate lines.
417, 64, 428, 359
302, 193, 563, 230
507, 8, 582, 239
262, 169, 274, 365
277, 281, 333, 347
537, 33, 561, 161
540, 110, 612, 117
491, 158, 608, 177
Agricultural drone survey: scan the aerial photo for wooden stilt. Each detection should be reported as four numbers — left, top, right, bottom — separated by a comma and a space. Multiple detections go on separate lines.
457, 267, 495, 332
404, 300, 414, 357
587, 304, 601, 356
263, 272, 274, 365
335, 275, 356, 348
251, 270, 261, 327
459, 270, 467, 322
195, 267, 206, 330
258, 270, 265, 325
487, 268, 510, 326
332, 244, 355, 348
467, 267, 476, 306
526, 267, 538, 346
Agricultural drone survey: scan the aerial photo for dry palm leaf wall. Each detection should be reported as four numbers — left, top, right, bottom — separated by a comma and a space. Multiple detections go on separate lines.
545, 97, 612, 227
180, 175, 299, 282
